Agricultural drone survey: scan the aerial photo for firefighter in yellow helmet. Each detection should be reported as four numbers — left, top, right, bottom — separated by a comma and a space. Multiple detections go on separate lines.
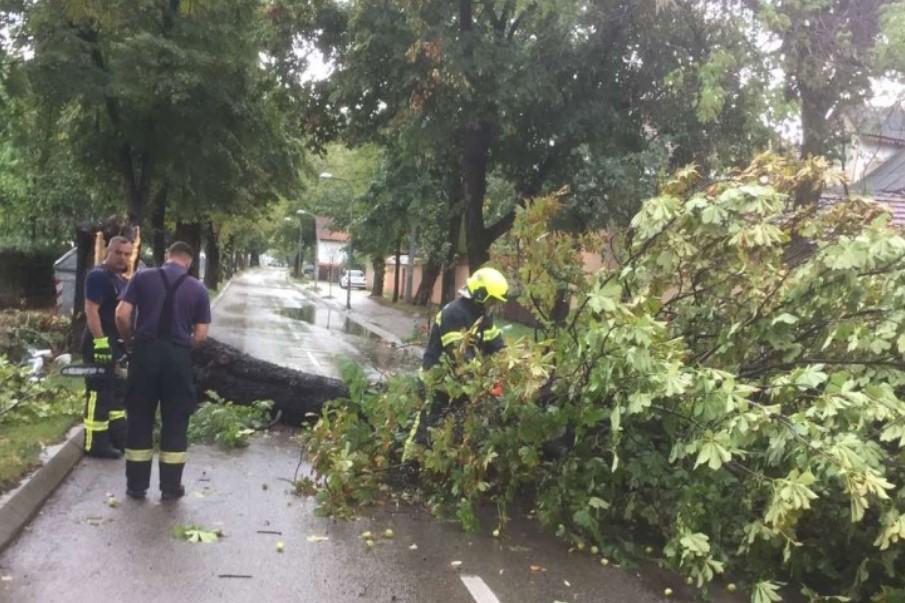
421, 266, 508, 370
405, 267, 508, 459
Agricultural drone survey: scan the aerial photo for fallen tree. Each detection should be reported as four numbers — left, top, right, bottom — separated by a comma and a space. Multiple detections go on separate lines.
192, 338, 348, 425
303, 154, 905, 602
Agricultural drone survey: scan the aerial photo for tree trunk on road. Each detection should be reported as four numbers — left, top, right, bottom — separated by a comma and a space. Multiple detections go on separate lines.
370, 254, 385, 297
192, 339, 349, 426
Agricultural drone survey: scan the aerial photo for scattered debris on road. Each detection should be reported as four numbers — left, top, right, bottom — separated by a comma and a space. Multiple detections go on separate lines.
173, 524, 222, 543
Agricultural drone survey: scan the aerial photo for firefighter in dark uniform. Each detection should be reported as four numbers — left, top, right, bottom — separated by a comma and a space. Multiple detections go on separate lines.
421, 267, 508, 370
82, 236, 133, 458
115, 241, 211, 501
404, 267, 508, 458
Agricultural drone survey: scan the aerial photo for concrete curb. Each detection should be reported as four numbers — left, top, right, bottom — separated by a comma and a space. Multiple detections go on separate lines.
0, 425, 84, 553
209, 275, 235, 309
288, 277, 426, 359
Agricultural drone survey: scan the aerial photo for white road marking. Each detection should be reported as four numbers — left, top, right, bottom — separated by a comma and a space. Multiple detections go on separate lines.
306, 350, 323, 371
461, 575, 501, 603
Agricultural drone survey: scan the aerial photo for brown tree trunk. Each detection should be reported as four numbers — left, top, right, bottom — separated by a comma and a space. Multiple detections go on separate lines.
404, 225, 417, 303
192, 338, 348, 426
203, 221, 221, 291
151, 184, 168, 266
173, 221, 202, 277
69, 225, 95, 351
121, 146, 154, 226
415, 259, 441, 306
370, 254, 385, 297
441, 181, 463, 305
392, 235, 402, 303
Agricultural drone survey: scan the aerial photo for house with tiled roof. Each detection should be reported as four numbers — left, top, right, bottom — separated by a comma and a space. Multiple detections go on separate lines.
837, 104, 905, 224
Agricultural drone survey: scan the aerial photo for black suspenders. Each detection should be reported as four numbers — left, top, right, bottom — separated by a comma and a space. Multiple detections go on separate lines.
157, 269, 190, 339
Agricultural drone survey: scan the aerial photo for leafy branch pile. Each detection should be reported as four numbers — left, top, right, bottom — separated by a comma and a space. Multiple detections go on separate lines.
187, 392, 273, 448
0, 355, 80, 426
304, 154, 905, 601
0, 310, 70, 362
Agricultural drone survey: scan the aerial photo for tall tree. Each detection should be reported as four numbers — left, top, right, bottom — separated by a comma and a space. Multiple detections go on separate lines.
311, 0, 775, 268
743, 0, 893, 162
2, 0, 304, 253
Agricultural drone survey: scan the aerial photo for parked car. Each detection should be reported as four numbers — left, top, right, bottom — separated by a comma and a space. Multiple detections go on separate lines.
340, 269, 367, 289
302, 264, 315, 276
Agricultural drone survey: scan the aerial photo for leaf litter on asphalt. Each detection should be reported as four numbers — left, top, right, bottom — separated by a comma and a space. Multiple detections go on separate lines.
173, 524, 222, 543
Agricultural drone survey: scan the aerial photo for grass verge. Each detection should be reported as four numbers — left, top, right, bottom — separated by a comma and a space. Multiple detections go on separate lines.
0, 414, 79, 493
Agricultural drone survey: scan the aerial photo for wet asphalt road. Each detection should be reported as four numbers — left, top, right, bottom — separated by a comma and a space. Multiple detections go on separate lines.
0, 431, 690, 603
209, 268, 417, 379
0, 268, 732, 603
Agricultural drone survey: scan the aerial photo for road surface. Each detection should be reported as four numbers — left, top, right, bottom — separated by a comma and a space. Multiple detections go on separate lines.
209, 268, 418, 378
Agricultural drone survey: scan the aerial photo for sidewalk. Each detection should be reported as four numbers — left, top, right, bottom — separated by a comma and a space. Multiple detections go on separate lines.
290, 277, 428, 356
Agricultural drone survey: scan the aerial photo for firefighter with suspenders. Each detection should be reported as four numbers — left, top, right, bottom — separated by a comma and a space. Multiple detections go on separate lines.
115, 241, 211, 501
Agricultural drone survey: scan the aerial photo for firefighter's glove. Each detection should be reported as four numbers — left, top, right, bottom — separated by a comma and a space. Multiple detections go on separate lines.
93, 337, 112, 364
490, 382, 504, 398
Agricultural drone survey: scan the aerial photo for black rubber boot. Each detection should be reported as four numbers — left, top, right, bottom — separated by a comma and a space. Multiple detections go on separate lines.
86, 431, 123, 459
161, 485, 185, 501
109, 417, 127, 452
159, 461, 185, 501
126, 488, 147, 500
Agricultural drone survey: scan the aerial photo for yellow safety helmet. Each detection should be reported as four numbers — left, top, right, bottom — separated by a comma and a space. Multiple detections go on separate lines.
465, 267, 509, 304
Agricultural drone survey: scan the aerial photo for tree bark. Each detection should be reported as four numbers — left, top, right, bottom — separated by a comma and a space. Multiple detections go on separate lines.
250, 250, 260, 267
203, 221, 221, 291
192, 338, 348, 426
120, 145, 154, 226
150, 184, 168, 266
173, 221, 202, 277
404, 225, 417, 303
69, 225, 94, 352
370, 254, 385, 297
415, 259, 441, 306
442, 172, 464, 305
392, 235, 402, 303
462, 121, 493, 269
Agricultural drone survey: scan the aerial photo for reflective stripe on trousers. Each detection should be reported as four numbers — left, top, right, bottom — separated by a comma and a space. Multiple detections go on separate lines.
159, 451, 187, 464
83, 391, 105, 450
124, 448, 153, 462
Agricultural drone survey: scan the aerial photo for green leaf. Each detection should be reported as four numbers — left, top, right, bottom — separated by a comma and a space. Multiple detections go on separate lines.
588, 496, 609, 510
751, 580, 783, 603
694, 439, 732, 471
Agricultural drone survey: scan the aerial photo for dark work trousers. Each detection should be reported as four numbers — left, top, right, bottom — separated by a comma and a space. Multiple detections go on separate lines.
124, 339, 196, 493
81, 336, 127, 453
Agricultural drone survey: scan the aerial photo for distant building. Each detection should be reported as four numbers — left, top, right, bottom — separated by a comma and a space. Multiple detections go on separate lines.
314, 216, 348, 281
835, 104, 905, 224
843, 104, 905, 183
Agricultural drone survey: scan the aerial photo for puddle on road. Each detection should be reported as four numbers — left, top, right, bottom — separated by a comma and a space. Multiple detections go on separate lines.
278, 304, 418, 373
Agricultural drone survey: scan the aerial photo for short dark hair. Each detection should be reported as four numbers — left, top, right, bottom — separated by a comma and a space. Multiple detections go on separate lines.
107, 235, 132, 249
167, 241, 194, 258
